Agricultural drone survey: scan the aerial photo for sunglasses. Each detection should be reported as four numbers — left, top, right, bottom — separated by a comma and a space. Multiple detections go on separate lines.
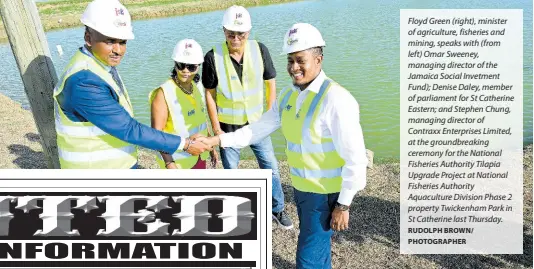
175, 62, 199, 72
225, 30, 247, 39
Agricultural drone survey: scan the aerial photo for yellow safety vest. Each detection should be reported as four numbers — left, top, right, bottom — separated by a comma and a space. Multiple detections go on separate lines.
53, 50, 138, 169
149, 79, 209, 169
279, 79, 345, 193
213, 40, 264, 125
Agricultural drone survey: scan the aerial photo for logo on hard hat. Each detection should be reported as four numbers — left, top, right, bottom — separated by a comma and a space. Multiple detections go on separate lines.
185, 43, 192, 49
287, 37, 298, 46
115, 8, 124, 16
113, 19, 127, 27
289, 28, 298, 36
236, 13, 242, 19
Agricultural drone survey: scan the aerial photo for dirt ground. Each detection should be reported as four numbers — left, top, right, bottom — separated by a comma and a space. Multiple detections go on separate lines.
0, 93, 531, 268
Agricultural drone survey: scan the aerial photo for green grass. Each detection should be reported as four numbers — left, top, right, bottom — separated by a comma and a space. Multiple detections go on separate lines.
0, 0, 301, 42
374, 156, 400, 165
37, 0, 195, 13
125, 0, 194, 8
38, 5, 87, 15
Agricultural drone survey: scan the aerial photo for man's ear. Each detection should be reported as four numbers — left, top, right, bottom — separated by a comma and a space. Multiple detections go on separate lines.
84, 28, 91, 47
316, 55, 323, 65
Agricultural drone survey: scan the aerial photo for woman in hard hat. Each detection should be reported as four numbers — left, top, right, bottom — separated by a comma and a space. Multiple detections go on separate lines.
149, 39, 218, 169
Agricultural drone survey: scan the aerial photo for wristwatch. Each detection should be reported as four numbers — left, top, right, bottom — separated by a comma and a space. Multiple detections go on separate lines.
334, 202, 350, 211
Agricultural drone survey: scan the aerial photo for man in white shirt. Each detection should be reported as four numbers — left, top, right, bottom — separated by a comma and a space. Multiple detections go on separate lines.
201, 23, 368, 269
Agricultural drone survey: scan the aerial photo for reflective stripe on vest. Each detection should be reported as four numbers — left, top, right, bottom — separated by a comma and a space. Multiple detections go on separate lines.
59, 145, 136, 162
280, 79, 345, 194
54, 102, 107, 137
213, 40, 264, 125
149, 79, 209, 169
53, 50, 138, 169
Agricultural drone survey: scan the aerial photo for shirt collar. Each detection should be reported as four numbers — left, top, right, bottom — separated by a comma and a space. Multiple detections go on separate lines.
81, 46, 111, 72
292, 70, 326, 93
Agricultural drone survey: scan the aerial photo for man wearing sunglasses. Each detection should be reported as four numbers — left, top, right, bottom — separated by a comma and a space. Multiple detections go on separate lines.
202, 5, 292, 229
52, 0, 212, 169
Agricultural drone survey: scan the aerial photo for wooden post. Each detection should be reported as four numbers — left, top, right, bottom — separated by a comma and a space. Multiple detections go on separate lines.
0, 0, 60, 168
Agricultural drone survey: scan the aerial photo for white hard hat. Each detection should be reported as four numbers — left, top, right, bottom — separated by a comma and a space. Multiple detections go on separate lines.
222, 5, 252, 32
282, 23, 325, 54
81, 0, 134, 40
172, 39, 204, 65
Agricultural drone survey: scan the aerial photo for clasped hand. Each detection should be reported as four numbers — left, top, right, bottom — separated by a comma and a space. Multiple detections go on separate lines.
185, 134, 221, 155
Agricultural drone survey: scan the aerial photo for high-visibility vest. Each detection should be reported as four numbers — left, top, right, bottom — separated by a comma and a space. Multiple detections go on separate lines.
279, 79, 345, 193
213, 40, 264, 125
149, 79, 209, 169
53, 50, 138, 169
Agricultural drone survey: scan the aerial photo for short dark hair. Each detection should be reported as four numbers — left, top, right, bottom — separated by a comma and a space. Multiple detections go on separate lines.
85, 26, 97, 40
309, 46, 323, 57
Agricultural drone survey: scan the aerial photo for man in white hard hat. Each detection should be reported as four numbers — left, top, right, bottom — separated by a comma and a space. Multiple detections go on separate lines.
201, 23, 368, 268
52, 0, 211, 168
202, 5, 292, 228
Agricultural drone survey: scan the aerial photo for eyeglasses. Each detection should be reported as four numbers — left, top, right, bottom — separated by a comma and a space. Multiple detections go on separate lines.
175, 62, 199, 72
225, 30, 247, 39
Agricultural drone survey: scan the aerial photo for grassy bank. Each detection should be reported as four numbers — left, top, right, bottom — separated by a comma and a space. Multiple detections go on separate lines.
0, 0, 299, 43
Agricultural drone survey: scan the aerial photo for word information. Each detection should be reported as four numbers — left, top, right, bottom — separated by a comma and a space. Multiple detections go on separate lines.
400, 9, 523, 254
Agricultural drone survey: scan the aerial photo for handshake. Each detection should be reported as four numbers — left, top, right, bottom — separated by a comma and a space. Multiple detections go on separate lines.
183, 134, 221, 155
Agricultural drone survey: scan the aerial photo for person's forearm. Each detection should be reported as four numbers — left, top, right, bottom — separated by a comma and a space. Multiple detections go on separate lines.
265, 79, 276, 110
337, 165, 367, 205
160, 137, 193, 167
117, 119, 182, 153
84, 107, 181, 154
205, 88, 222, 133
219, 109, 281, 148
160, 152, 174, 163
328, 92, 368, 206
206, 125, 214, 137
333, 124, 368, 206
